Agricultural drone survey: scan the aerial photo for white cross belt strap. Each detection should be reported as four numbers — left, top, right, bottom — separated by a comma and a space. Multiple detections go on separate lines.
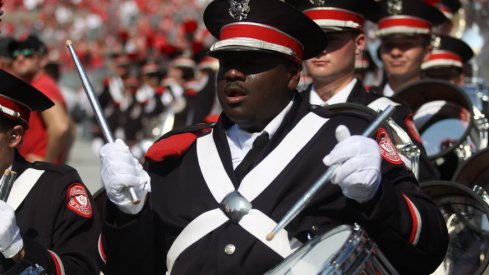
166, 112, 330, 274
367, 97, 400, 113
7, 168, 45, 210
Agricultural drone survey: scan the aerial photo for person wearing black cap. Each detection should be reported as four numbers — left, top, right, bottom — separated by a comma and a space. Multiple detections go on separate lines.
422, 34, 474, 87
375, 0, 447, 96
9, 35, 74, 165
97, 0, 447, 274
0, 69, 101, 274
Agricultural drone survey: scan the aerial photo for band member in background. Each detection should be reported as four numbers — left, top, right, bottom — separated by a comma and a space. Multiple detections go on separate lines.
422, 34, 474, 87
374, 0, 447, 96
0, 69, 101, 274
190, 55, 220, 124
286, 0, 439, 182
8, 35, 75, 164
98, 0, 448, 274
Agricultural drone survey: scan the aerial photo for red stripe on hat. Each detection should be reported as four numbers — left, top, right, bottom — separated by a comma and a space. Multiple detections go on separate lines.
304, 8, 364, 29
428, 51, 462, 63
379, 16, 432, 32
220, 23, 303, 59
0, 95, 30, 124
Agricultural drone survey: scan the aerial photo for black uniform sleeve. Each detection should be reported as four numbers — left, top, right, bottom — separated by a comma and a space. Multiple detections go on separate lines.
5, 165, 102, 275
358, 157, 449, 274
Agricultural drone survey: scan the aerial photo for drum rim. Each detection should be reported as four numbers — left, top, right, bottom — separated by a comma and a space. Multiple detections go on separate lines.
420, 180, 489, 274
265, 224, 356, 274
395, 79, 475, 160
452, 147, 489, 187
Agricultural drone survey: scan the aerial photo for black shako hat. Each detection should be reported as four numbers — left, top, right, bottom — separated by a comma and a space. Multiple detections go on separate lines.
203, 0, 327, 63
376, 0, 447, 37
0, 69, 53, 126
422, 34, 474, 70
431, 0, 462, 20
284, 0, 380, 32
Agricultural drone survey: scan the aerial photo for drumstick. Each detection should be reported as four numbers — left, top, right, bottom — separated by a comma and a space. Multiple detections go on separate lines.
66, 40, 140, 204
266, 105, 395, 241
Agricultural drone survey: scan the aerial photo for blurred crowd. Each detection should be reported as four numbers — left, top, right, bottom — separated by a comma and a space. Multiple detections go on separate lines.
1, 0, 223, 161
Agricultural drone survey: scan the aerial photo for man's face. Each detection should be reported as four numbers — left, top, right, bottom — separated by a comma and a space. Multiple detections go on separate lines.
305, 31, 362, 82
380, 35, 430, 83
11, 48, 44, 78
216, 51, 299, 132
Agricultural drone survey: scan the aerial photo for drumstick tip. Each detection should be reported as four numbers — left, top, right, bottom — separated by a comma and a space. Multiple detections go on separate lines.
266, 232, 275, 241
66, 40, 72, 45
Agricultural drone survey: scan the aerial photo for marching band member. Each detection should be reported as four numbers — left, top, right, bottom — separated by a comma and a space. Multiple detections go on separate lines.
422, 34, 474, 87
0, 69, 101, 274
374, 0, 447, 96
98, 0, 448, 274
286, 0, 440, 182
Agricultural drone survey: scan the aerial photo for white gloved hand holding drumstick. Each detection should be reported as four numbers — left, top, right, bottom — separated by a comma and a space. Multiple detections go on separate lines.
100, 139, 151, 215
323, 125, 382, 203
0, 200, 23, 259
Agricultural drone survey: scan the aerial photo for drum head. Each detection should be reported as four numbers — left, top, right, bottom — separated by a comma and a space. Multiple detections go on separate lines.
265, 225, 353, 275
421, 181, 489, 274
453, 148, 489, 191
395, 80, 474, 160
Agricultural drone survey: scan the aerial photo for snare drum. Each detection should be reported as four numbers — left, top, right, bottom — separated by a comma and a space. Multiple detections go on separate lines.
265, 224, 398, 275
421, 181, 489, 274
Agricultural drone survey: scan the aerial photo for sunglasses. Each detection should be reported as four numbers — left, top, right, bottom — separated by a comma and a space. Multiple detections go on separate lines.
12, 49, 36, 59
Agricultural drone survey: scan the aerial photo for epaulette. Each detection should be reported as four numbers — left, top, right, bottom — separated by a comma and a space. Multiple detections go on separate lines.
145, 123, 215, 162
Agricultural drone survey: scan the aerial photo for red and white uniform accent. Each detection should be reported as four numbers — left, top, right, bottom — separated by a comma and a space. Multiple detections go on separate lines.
66, 183, 92, 218
376, 128, 403, 165
48, 250, 66, 275
401, 194, 422, 245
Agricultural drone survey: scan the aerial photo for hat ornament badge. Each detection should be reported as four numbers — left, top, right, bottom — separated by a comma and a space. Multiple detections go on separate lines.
387, 0, 403, 15
309, 0, 325, 6
432, 35, 442, 50
229, 0, 251, 21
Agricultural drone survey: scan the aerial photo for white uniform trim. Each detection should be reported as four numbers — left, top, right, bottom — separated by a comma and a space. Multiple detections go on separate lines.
166, 112, 329, 274
367, 97, 400, 112
7, 168, 45, 210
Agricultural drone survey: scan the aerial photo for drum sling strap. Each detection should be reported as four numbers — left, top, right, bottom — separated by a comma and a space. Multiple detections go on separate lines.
166, 112, 330, 274
7, 168, 45, 211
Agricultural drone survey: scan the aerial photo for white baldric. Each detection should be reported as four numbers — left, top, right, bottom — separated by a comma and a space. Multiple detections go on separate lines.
7, 168, 45, 210
166, 112, 330, 274
367, 97, 400, 112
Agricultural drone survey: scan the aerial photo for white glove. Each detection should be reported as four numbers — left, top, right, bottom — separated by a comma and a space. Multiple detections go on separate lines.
323, 125, 382, 203
100, 139, 151, 214
0, 200, 23, 258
